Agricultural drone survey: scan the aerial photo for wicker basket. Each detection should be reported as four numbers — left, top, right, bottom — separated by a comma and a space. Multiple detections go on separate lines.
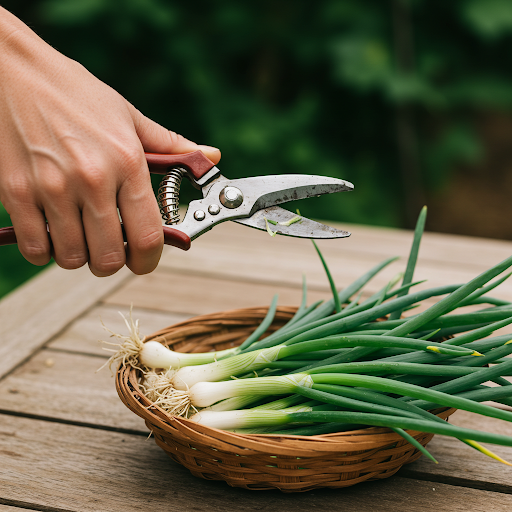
116, 306, 455, 492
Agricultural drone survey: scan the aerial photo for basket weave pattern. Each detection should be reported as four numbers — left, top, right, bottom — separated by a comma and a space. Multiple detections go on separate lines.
116, 306, 455, 492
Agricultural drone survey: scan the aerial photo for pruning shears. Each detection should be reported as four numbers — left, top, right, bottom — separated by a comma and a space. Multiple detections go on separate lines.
0, 151, 354, 250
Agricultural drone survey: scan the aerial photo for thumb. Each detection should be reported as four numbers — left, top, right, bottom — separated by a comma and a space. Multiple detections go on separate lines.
129, 105, 221, 165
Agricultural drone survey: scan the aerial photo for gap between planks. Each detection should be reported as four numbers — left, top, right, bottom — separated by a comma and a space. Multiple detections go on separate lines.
0, 264, 133, 381
3, 221, 511, 379
0, 222, 510, 511
48, 304, 193, 357
159, 239, 512, 297
102, 266, 451, 318
0, 504, 58, 512
1, 348, 512, 494
1, 414, 511, 512
168, 220, 512, 274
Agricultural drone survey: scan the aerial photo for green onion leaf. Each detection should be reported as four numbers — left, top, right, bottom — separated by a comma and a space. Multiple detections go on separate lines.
279, 215, 302, 227
389, 206, 427, 320
264, 218, 277, 236
312, 240, 341, 313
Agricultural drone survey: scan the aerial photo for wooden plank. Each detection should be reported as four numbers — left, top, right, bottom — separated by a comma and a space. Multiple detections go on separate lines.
0, 350, 145, 432
0, 263, 132, 379
333, 223, 512, 270
104, 269, 329, 316
48, 304, 192, 357
2, 349, 512, 494
103, 266, 512, 342
0, 507, 34, 511
158, 234, 426, 292
0, 507, 35, 512
0, 414, 511, 511
162, 219, 512, 275
153, 222, 512, 307
451, 408, 512, 435
400, 410, 512, 493
160, 226, 395, 290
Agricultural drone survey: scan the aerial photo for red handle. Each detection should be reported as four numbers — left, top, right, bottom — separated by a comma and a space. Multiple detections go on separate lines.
163, 226, 191, 250
0, 226, 17, 246
0, 225, 191, 251
145, 150, 215, 180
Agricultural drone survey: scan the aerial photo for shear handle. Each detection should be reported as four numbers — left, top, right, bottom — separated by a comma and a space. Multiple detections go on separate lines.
162, 226, 191, 250
0, 152, 206, 251
145, 150, 215, 181
0, 225, 191, 251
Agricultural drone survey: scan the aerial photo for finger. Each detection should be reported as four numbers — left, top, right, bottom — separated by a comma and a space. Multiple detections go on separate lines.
9, 204, 51, 266
128, 104, 221, 165
81, 199, 126, 277
44, 201, 88, 270
117, 164, 163, 275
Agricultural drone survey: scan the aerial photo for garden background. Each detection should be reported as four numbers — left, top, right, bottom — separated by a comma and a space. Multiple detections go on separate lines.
2, 0, 512, 297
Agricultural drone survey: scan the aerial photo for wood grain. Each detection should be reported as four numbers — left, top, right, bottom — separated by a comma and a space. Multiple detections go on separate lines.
103, 266, 512, 342
104, 269, 329, 316
0, 414, 511, 511
2, 349, 512, 494
160, 220, 512, 289
48, 304, 192, 357
150, 221, 512, 322
0, 350, 145, 432
0, 263, 132, 379
159, 236, 484, 295
0, 507, 34, 511
3, 221, 512, 510
451, 409, 512, 435
181, 219, 512, 268
401, 410, 512, 493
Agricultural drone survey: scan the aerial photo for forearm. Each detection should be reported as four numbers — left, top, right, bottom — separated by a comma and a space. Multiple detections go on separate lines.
0, 7, 63, 81
0, 8, 219, 276
0, 7, 36, 59
0, 6, 28, 37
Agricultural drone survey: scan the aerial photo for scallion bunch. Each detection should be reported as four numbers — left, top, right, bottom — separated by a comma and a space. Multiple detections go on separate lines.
104, 206, 512, 465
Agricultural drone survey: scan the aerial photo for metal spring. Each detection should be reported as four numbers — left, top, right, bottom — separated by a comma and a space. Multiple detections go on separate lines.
157, 167, 185, 225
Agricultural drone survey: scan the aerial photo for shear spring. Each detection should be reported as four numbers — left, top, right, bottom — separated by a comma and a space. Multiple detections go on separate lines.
157, 167, 185, 225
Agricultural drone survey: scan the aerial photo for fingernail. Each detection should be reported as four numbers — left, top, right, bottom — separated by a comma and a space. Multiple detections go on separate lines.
198, 145, 220, 153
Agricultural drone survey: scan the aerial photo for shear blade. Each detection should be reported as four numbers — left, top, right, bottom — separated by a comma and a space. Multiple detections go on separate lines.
242, 174, 354, 212
234, 206, 351, 239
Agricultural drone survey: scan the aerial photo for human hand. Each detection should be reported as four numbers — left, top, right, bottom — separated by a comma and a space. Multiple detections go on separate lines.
0, 8, 220, 276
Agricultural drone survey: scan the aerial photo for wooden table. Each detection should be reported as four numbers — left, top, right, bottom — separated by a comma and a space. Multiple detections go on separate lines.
1, 220, 512, 511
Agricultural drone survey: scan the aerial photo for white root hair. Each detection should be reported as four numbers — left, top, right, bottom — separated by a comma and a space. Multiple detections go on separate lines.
140, 368, 196, 418
97, 308, 146, 374
96, 308, 195, 418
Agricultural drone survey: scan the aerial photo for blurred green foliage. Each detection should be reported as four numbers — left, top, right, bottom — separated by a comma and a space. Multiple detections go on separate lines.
2, 0, 512, 297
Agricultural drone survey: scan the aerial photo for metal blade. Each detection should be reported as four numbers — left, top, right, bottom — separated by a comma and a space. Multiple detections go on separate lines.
234, 206, 351, 239
176, 173, 353, 241
234, 174, 354, 213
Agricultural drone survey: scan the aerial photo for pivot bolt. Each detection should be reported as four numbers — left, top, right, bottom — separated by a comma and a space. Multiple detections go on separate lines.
219, 186, 243, 209
193, 210, 206, 221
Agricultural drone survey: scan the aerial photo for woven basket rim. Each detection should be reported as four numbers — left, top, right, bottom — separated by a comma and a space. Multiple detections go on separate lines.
115, 305, 456, 458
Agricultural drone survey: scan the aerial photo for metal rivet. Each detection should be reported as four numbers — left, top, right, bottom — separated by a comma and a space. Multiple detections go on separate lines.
219, 186, 244, 209
208, 204, 221, 215
193, 210, 206, 221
